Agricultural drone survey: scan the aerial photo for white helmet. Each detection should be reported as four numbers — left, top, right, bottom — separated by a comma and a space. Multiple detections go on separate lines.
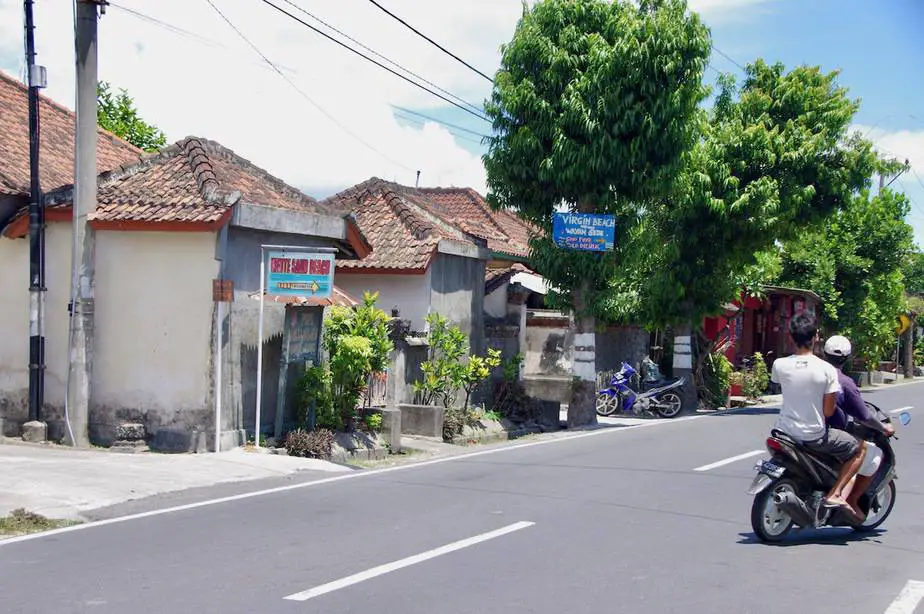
824, 335, 852, 358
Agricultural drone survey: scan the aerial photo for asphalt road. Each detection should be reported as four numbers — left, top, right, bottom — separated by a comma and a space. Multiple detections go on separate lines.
1, 382, 922, 614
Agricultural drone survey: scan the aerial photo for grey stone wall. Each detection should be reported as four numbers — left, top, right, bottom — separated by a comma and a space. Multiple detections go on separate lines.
595, 326, 651, 375
429, 253, 486, 357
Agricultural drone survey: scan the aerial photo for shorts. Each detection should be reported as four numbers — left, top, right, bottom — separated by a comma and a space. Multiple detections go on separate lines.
858, 442, 883, 477
803, 427, 861, 463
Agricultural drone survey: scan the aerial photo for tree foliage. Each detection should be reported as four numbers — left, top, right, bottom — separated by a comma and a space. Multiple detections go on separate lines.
483, 0, 711, 319
775, 188, 915, 364
905, 248, 924, 297
97, 81, 167, 152
611, 61, 880, 328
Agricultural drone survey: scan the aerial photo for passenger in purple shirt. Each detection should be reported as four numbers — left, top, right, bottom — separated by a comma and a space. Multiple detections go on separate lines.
823, 335, 894, 519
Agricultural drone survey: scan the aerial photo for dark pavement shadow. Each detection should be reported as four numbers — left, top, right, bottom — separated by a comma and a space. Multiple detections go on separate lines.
737, 528, 885, 547
711, 407, 780, 417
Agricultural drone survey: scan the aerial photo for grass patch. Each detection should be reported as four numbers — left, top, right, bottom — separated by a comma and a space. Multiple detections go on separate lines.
0, 508, 79, 537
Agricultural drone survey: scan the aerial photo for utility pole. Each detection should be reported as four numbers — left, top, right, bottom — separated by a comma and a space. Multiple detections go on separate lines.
66, 0, 103, 447
24, 0, 47, 437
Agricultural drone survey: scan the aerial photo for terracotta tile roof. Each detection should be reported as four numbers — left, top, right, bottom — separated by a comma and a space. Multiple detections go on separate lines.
485, 262, 533, 293
323, 178, 485, 271
35, 137, 333, 227
415, 186, 534, 258
0, 69, 141, 196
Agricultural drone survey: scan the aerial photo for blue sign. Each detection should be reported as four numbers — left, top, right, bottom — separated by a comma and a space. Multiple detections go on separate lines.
266, 251, 335, 298
552, 212, 615, 251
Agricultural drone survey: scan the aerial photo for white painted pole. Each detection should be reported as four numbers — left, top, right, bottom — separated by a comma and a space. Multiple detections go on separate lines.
214, 300, 222, 453
255, 248, 265, 448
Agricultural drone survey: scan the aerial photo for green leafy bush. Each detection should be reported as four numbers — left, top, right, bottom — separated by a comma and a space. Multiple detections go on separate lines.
297, 364, 339, 430
362, 412, 383, 432
702, 349, 733, 408
285, 428, 335, 459
293, 292, 392, 432
743, 352, 770, 399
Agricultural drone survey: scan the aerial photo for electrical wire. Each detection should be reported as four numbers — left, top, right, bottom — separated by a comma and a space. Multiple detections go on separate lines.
711, 45, 746, 72
391, 105, 490, 139
257, 0, 490, 121
205, 0, 415, 173
364, 0, 493, 83
393, 112, 484, 146
279, 0, 485, 115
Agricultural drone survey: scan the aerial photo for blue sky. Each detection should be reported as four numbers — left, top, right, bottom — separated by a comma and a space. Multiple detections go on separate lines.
398, 0, 924, 245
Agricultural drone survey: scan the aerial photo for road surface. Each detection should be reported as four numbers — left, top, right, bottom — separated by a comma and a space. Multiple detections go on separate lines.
1, 382, 921, 613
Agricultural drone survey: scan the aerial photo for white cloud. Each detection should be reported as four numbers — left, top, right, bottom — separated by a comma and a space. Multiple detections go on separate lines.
0, 0, 521, 196
855, 124, 924, 246
0, 0, 779, 199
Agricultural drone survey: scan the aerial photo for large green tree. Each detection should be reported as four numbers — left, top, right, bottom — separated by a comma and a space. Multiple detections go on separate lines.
776, 188, 915, 365
483, 0, 711, 425
97, 81, 167, 152
905, 248, 924, 297
605, 62, 879, 404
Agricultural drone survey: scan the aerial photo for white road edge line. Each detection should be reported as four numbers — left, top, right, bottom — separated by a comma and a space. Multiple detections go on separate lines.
885, 580, 924, 614
283, 521, 535, 602
0, 409, 734, 547
693, 450, 764, 472
890, 406, 914, 415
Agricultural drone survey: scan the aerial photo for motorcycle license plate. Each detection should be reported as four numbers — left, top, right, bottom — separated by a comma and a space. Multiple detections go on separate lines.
756, 459, 784, 478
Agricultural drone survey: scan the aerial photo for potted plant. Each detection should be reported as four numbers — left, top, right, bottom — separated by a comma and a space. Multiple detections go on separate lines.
729, 370, 745, 397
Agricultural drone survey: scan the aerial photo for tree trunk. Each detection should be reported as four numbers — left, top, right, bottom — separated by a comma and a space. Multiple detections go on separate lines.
672, 322, 699, 412
903, 324, 914, 379
569, 276, 598, 427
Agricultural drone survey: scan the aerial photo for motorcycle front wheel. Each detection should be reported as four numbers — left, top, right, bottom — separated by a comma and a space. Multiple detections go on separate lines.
854, 480, 896, 532
750, 478, 797, 543
596, 392, 621, 417
654, 392, 683, 418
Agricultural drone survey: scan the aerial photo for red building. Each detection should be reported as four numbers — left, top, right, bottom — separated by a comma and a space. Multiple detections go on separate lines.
704, 286, 822, 368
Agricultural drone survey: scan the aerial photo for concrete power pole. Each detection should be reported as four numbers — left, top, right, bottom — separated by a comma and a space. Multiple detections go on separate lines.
24, 0, 47, 440
65, 0, 103, 447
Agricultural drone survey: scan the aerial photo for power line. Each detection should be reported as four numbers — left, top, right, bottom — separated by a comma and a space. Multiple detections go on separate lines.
895, 177, 924, 220
205, 0, 415, 173
393, 112, 484, 146
257, 0, 491, 122
278, 0, 485, 115
365, 0, 494, 83
711, 45, 746, 72
391, 105, 490, 139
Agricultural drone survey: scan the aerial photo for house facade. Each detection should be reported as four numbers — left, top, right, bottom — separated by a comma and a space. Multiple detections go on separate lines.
0, 70, 366, 449
323, 178, 492, 355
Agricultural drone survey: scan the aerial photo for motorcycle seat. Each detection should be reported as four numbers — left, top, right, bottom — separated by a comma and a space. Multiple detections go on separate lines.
770, 429, 843, 467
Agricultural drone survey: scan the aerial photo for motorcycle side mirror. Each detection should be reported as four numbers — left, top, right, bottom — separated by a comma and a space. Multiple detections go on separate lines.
898, 411, 912, 427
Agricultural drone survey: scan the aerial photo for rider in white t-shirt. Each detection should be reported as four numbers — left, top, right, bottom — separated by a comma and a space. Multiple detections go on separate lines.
770, 313, 867, 517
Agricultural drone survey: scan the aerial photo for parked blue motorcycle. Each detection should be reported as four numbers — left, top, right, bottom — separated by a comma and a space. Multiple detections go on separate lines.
596, 361, 686, 419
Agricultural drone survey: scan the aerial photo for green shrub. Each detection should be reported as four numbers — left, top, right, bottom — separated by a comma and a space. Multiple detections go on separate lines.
362, 412, 383, 432
743, 352, 770, 399
297, 364, 339, 430
285, 428, 335, 459
702, 349, 733, 408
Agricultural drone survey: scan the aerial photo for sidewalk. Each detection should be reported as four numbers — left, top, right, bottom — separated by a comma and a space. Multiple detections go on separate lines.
0, 440, 350, 521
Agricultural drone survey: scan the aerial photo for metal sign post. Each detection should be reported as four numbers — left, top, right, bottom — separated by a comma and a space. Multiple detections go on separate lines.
254, 245, 336, 448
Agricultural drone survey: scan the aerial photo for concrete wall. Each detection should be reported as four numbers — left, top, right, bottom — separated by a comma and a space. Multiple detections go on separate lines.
93, 231, 218, 449
224, 227, 336, 440
335, 272, 431, 331
484, 285, 508, 319
595, 326, 650, 375
430, 253, 486, 356
523, 324, 573, 377
0, 224, 72, 438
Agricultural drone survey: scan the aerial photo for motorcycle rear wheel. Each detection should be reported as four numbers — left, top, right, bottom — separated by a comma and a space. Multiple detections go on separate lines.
654, 392, 683, 419
751, 478, 797, 543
